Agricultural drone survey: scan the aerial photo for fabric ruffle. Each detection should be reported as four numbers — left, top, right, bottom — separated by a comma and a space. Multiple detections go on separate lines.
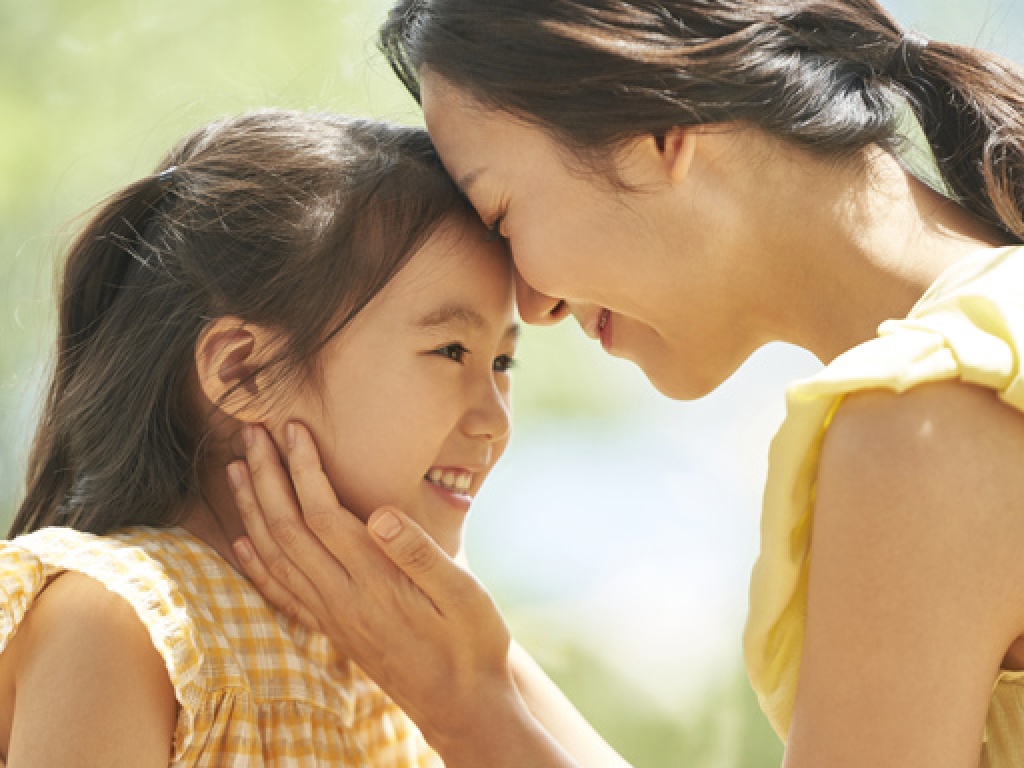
0, 526, 440, 766
744, 246, 1024, 746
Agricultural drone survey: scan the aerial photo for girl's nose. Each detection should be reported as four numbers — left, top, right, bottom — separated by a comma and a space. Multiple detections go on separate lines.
463, 382, 512, 443
515, 270, 569, 326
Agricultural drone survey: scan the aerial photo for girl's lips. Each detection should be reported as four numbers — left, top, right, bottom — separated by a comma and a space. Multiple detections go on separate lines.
425, 467, 475, 512
425, 479, 473, 512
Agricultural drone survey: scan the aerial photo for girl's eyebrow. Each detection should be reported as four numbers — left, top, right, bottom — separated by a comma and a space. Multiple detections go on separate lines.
417, 303, 487, 331
415, 302, 520, 340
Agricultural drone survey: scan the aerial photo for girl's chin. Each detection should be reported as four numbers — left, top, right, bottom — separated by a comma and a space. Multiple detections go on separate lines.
434, 528, 464, 560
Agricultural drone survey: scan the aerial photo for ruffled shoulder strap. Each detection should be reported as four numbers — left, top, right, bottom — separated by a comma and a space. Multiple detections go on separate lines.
745, 245, 1024, 738
0, 527, 206, 736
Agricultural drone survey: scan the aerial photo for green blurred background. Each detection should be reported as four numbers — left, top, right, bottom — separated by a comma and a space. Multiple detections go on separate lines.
1, 1, 1022, 765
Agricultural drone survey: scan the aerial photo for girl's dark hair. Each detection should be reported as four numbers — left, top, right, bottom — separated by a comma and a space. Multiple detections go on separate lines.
11, 109, 472, 538
380, 0, 1024, 241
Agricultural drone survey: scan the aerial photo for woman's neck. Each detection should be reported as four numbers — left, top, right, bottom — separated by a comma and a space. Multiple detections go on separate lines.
745, 140, 1014, 363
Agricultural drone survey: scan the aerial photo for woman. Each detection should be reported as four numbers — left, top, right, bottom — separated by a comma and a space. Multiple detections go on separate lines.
226, 1, 1024, 766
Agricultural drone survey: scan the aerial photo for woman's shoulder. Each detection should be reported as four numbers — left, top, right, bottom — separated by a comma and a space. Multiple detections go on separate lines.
785, 377, 1024, 768
748, 245, 1024, 738
817, 379, 1024, 609
820, 378, 1024, 528
823, 376, 1024, 468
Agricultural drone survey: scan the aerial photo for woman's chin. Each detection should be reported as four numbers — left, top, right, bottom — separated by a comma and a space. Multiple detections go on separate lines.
642, 364, 720, 402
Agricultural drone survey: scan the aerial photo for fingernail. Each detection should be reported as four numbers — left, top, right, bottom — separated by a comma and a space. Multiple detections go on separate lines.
233, 538, 253, 563
243, 425, 255, 448
286, 422, 297, 449
227, 462, 245, 491
370, 510, 403, 542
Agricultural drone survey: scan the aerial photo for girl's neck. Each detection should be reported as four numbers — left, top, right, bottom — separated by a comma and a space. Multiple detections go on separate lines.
179, 454, 249, 574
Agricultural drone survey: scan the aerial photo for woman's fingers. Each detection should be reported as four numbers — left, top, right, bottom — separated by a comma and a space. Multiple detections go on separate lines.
230, 421, 517, 749
228, 433, 331, 613
233, 537, 323, 632
368, 507, 495, 621
284, 423, 384, 582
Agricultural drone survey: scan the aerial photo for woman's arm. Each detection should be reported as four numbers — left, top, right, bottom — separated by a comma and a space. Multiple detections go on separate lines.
1, 572, 177, 767
230, 423, 625, 767
784, 381, 1024, 768
508, 641, 633, 768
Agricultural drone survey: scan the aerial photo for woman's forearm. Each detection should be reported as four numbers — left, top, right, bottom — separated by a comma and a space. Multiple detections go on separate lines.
427, 678, 584, 768
508, 641, 634, 768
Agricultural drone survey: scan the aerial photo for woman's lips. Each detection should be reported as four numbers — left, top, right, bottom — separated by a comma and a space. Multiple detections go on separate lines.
597, 308, 612, 350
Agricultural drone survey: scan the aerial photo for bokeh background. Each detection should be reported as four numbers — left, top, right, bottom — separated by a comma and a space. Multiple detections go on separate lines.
2, 1, 1022, 765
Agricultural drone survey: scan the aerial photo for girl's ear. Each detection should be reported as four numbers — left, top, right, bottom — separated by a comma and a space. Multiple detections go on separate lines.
195, 317, 277, 422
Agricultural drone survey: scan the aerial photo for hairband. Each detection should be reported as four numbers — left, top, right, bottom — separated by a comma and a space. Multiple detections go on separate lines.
889, 30, 930, 78
157, 165, 178, 188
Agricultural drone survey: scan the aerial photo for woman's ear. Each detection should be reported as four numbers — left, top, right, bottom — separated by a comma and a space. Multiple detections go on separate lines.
619, 125, 698, 187
195, 317, 276, 422
654, 125, 698, 184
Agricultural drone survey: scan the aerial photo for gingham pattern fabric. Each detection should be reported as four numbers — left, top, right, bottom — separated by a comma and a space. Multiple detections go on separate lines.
0, 526, 443, 767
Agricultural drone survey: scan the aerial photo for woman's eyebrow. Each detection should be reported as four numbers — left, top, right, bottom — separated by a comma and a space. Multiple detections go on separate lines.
455, 167, 484, 196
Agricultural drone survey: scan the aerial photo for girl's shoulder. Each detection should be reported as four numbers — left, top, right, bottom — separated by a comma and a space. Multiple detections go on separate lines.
0, 568, 178, 766
0, 527, 211, 709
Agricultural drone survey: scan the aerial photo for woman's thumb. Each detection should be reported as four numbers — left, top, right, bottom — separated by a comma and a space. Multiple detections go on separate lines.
368, 507, 446, 588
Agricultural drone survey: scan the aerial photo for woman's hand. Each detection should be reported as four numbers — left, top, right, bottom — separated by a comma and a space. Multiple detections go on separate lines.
227, 423, 582, 767
228, 423, 510, 738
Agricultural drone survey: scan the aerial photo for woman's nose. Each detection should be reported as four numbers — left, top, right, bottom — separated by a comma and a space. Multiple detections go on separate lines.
515, 270, 569, 326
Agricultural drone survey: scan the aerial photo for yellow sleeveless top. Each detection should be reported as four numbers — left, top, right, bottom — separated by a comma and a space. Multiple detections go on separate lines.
0, 526, 442, 767
744, 245, 1024, 767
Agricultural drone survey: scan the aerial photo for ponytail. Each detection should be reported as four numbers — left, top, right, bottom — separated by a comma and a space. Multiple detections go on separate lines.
10, 168, 198, 537
893, 39, 1024, 241
11, 110, 471, 540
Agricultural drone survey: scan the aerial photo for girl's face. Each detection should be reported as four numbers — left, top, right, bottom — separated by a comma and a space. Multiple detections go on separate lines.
284, 214, 517, 557
421, 73, 768, 400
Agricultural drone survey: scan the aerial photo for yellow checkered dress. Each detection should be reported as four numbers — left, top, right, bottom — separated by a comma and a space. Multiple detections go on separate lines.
0, 526, 443, 767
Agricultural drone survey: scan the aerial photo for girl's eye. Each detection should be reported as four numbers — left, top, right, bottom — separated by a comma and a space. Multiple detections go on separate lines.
435, 343, 469, 363
493, 354, 517, 373
484, 216, 506, 243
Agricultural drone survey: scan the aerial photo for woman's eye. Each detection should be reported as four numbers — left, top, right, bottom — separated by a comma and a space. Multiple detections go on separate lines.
435, 343, 469, 363
484, 216, 506, 243
493, 354, 516, 373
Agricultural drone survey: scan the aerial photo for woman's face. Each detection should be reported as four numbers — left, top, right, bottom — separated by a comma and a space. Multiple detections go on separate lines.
421, 72, 768, 399
284, 214, 517, 557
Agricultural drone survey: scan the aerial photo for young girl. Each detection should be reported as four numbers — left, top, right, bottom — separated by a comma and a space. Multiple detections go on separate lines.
0, 109, 522, 766
222, 1, 1024, 767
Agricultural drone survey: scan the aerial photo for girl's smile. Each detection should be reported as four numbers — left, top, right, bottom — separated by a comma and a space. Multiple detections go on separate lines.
281, 213, 518, 557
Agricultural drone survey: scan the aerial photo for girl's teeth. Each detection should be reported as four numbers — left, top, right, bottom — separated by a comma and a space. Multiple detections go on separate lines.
427, 468, 473, 493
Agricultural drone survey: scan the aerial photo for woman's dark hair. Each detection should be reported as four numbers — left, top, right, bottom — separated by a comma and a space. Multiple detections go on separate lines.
11, 109, 472, 538
380, 0, 1024, 241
